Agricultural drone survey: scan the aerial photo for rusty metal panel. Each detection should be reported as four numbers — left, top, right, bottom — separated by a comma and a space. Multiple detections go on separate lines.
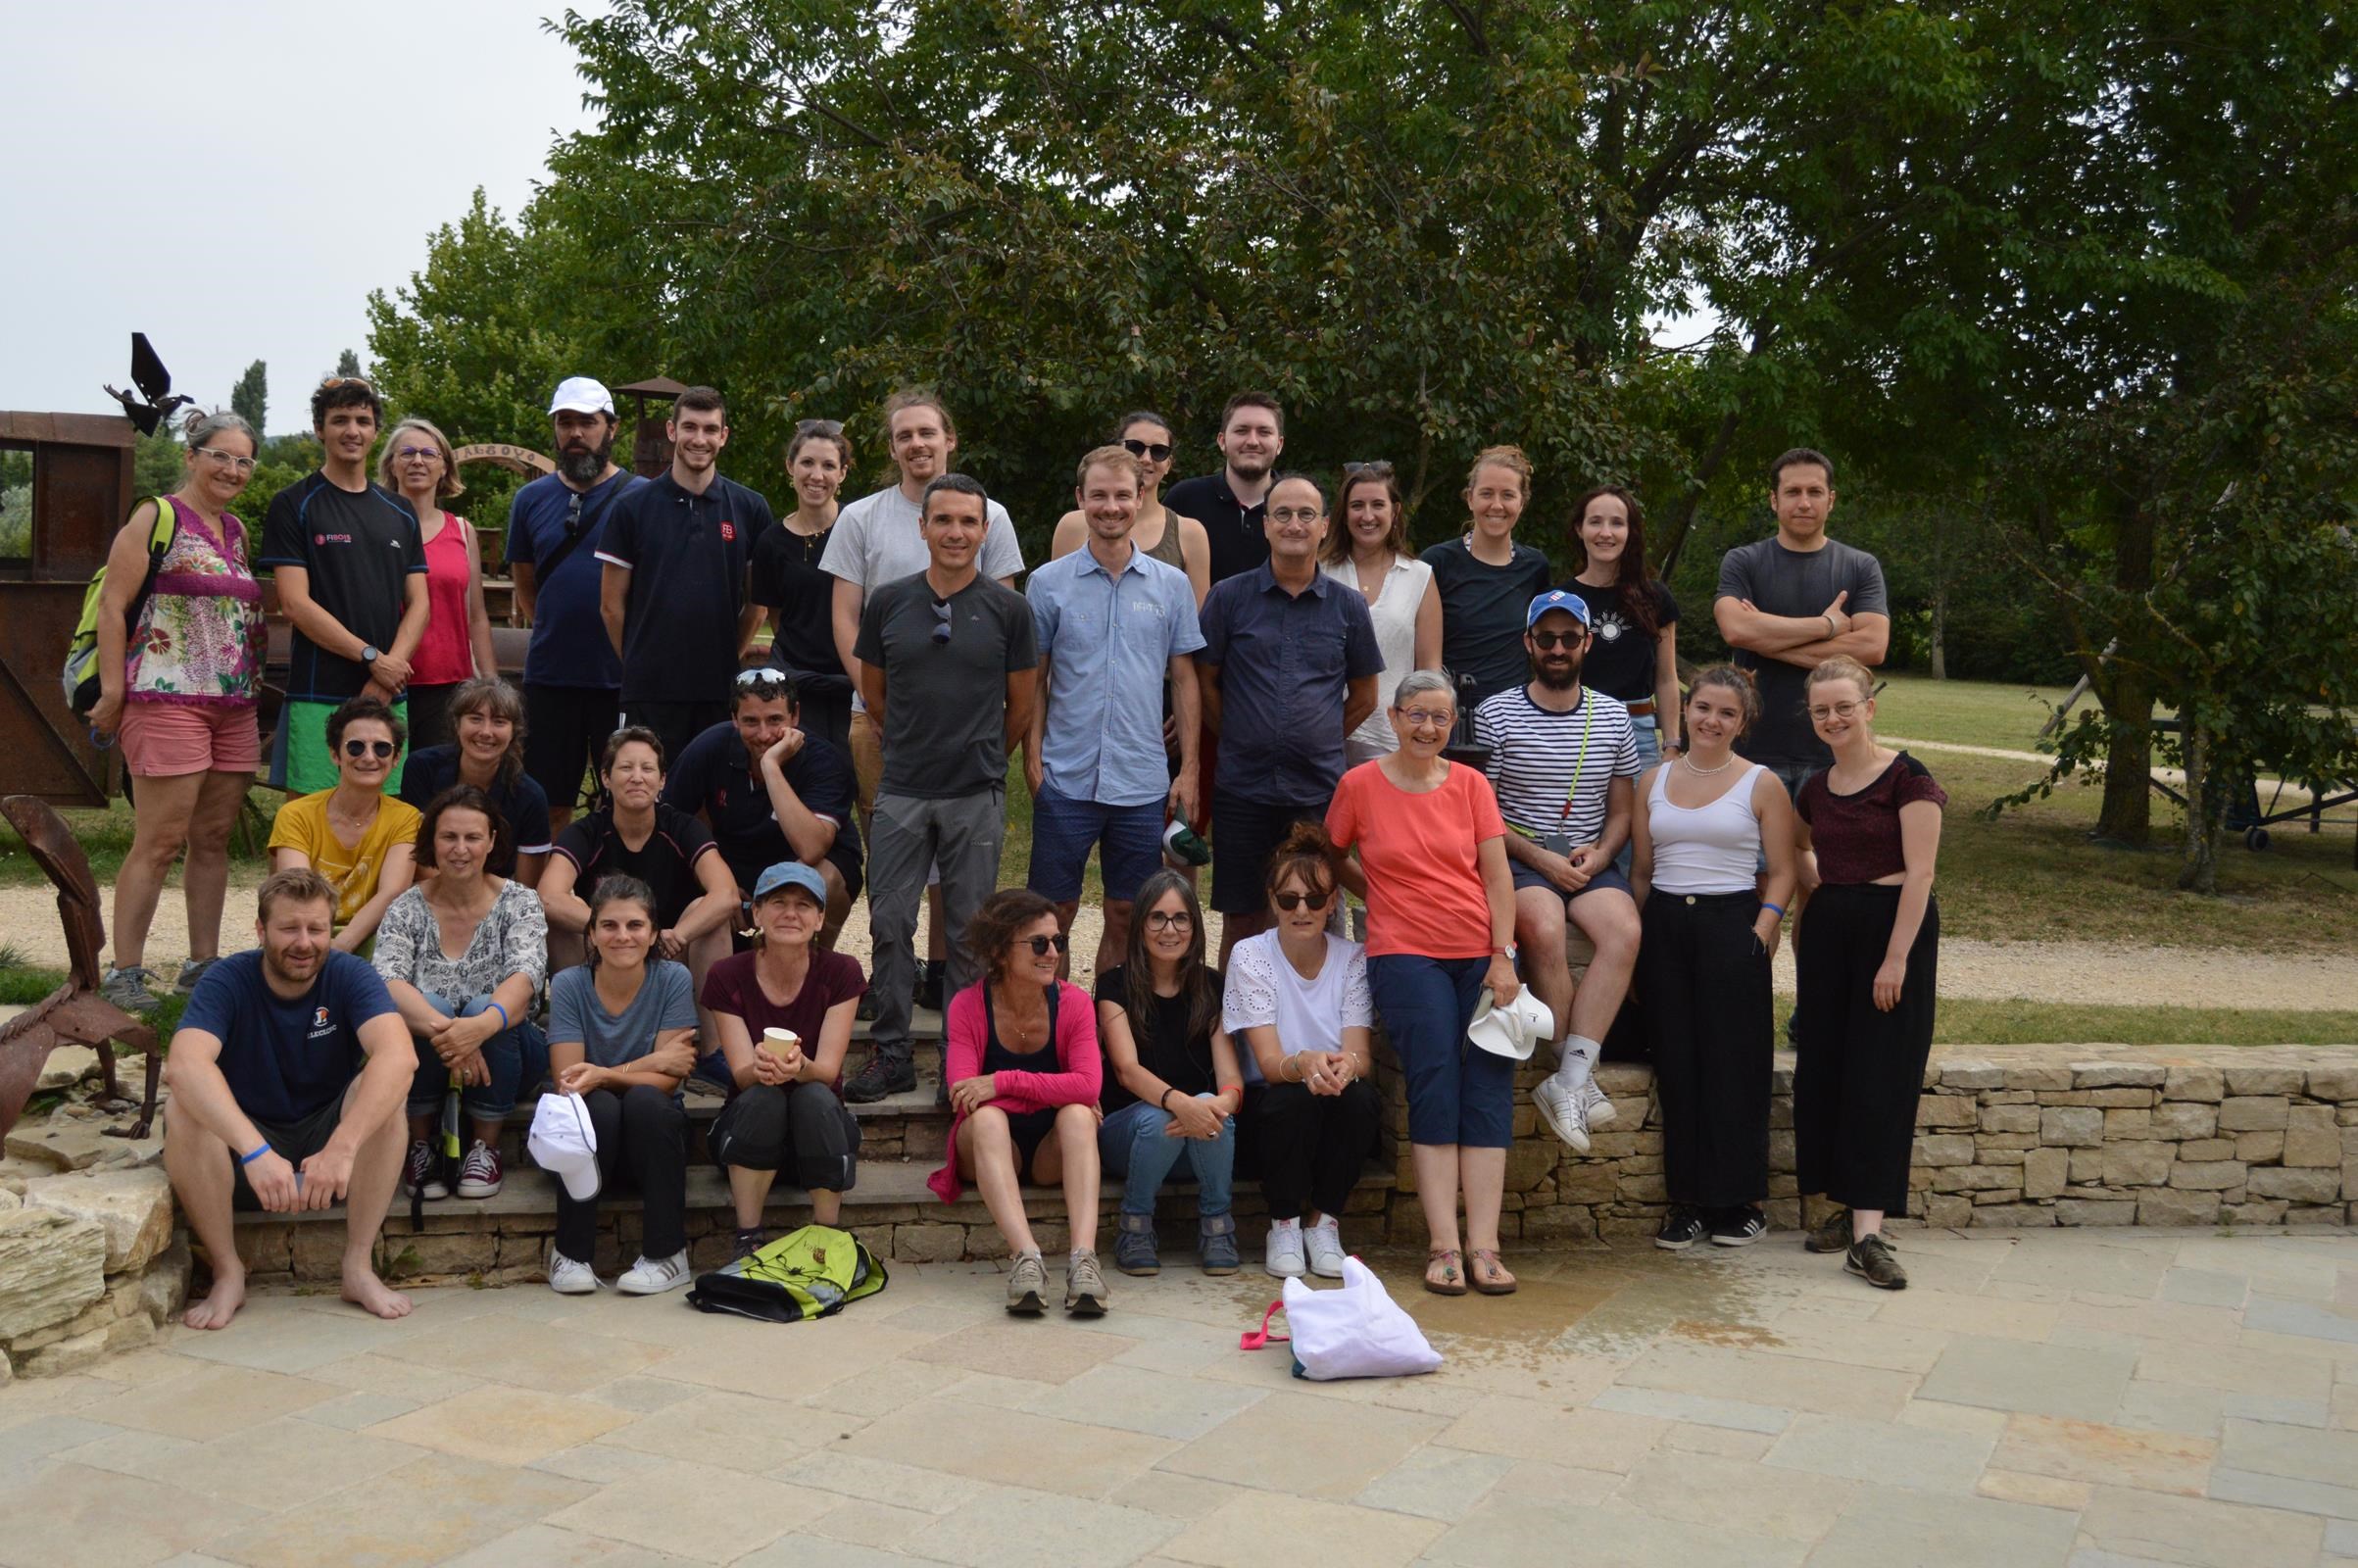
30, 442, 133, 578
0, 582, 111, 806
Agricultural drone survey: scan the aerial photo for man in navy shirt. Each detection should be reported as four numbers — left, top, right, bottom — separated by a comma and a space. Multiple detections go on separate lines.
597, 385, 776, 769
1163, 391, 1285, 586
1197, 471, 1383, 965
163, 868, 417, 1332
507, 376, 644, 828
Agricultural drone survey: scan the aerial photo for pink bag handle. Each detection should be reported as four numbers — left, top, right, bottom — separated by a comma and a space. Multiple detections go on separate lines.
1239, 1298, 1291, 1350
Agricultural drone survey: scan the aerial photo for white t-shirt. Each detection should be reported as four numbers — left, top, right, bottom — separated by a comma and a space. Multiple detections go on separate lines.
1220, 930, 1372, 1085
1321, 554, 1433, 760
821, 484, 1027, 712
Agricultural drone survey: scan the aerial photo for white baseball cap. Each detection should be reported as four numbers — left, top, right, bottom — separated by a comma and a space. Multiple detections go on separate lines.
549, 376, 615, 416
527, 1091, 602, 1200
1465, 986, 1555, 1061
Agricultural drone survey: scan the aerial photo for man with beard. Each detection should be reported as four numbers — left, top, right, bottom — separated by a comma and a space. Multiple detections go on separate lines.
506, 377, 644, 829
1163, 392, 1285, 586
599, 386, 778, 769
1473, 592, 1644, 1154
163, 868, 418, 1332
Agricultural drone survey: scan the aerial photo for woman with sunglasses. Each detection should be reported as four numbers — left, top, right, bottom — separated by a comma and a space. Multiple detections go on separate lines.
378, 418, 494, 752
1050, 412, 1211, 607
1563, 485, 1682, 770
1792, 657, 1945, 1292
1095, 869, 1243, 1276
268, 696, 421, 954
1223, 821, 1381, 1280
397, 676, 552, 887
753, 419, 857, 747
929, 888, 1108, 1316
92, 410, 268, 1013
1320, 462, 1441, 764
1328, 670, 1522, 1295
1421, 445, 1553, 708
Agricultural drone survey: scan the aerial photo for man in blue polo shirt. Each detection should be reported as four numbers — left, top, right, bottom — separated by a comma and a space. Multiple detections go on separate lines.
507, 376, 644, 827
1024, 445, 1204, 977
162, 868, 418, 1332
1196, 471, 1383, 966
597, 385, 776, 768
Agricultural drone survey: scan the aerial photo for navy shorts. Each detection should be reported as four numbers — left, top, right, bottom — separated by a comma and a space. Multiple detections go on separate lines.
230, 1094, 348, 1211
1209, 795, 1331, 915
1025, 785, 1165, 905
1509, 859, 1636, 905
1368, 954, 1512, 1149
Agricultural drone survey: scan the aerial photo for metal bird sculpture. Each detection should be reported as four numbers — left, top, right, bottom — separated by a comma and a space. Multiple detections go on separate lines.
102, 333, 193, 435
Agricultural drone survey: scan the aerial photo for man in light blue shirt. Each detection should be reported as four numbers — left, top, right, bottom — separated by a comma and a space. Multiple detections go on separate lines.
1024, 445, 1205, 975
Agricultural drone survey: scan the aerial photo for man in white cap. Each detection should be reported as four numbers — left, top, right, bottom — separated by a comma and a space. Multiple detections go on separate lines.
505, 376, 645, 830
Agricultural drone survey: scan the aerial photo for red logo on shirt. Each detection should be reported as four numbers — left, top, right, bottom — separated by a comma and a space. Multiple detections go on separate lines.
720, 520, 737, 541
314, 1007, 329, 1027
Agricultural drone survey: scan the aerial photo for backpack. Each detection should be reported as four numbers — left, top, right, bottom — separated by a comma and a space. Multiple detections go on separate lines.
686, 1223, 889, 1322
62, 497, 178, 717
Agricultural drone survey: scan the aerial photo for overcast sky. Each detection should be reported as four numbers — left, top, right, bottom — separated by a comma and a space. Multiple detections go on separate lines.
3, 5, 597, 434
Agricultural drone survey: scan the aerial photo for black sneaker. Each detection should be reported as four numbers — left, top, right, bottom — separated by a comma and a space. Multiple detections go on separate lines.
1803, 1206, 1854, 1253
915, 959, 946, 1013
1709, 1207, 1768, 1248
731, 1228, 765, 1264
1845, 1233, 1908, 1290
1654, 1207, 1704, 1250
843, 1051, 916, 1103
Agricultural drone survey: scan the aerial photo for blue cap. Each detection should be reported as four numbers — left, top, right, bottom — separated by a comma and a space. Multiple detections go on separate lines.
752, 861, 828, 905
1526, 589, 1593, 629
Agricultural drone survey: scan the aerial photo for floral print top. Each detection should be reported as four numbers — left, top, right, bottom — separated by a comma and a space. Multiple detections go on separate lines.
124, 496, 265, 707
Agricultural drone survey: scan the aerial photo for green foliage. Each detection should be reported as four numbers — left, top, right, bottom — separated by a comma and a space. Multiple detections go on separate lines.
334, 347, 363, 380
132, 426, 183, 501
0, 446, 29, 559
230, 360, 268, 435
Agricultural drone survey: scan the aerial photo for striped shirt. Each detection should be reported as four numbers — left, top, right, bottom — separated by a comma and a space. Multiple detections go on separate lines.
1473, 684, 1642, 846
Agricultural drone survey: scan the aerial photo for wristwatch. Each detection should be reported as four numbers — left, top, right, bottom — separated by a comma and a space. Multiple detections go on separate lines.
360, 644, 381, 664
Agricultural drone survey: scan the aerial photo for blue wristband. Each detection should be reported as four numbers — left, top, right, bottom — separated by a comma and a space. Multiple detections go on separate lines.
1760, 902, 1787, 918
487, 1000, 510, 1031
238, 1143, 270, 1166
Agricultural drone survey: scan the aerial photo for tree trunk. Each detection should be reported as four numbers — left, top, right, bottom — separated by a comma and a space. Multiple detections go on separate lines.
2176, 709, 2225, 894
2095, 492, 2153, 844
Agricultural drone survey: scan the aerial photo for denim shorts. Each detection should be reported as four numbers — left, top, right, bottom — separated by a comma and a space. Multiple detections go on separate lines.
1509, 859, 1635, 905
1025, 785, 1166, 904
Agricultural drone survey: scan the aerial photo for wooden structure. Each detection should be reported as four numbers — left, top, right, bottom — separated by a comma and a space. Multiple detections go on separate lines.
614, 375, 686, 477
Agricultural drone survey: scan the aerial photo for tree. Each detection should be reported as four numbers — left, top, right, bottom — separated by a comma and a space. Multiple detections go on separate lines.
334, 348, 363, 380
132, 425, 182, 499
230, 360, 268, 435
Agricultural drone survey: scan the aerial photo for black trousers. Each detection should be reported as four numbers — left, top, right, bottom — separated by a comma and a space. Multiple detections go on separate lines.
1247, 1079, 1381, 1222
555, 1084, 689, 1262
1641, 891, 1773, 1209
708, 1082, 861, 1194
1793, 885, 1939, 1216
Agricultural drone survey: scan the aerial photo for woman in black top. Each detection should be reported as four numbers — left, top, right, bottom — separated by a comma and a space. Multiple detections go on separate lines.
1095, 870, 1245, 1278
1563, 485, 1682, 768
753, 419, 854, 747
1420, 445, 1555, 708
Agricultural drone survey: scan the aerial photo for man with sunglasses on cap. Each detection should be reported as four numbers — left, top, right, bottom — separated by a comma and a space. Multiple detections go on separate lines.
848, 473, 1039, 1102
505, 376, 644, 830
1473, 591, 1644, 1154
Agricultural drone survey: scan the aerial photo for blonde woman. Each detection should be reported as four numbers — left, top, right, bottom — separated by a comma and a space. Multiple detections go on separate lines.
378, 417, 494, 750
1420, 445, 1553, 708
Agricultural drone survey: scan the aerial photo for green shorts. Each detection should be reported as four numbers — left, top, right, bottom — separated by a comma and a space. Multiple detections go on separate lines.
270, 697, 410, 795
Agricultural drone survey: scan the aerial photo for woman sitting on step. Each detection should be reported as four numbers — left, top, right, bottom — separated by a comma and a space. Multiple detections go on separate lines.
928, 888, 1107, 1318
544, 874, 699, 1297
701, 860, 866, 1263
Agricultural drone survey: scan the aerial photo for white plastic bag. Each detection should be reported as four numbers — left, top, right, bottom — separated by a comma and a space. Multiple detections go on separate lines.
1241, 1256, 1443, 1380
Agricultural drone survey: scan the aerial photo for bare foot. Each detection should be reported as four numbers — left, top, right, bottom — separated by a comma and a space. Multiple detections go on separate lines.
182, 1270, 247, 1331
340, 1264, 413, 1320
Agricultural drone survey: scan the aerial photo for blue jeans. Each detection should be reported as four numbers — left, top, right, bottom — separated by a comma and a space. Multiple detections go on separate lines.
1098, 1097, 1236, 1216
1368, 953, 1510, 1149
406, 991, 549, 1119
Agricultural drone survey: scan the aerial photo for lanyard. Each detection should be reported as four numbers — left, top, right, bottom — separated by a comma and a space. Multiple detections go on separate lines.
1556, 687, 1597, 824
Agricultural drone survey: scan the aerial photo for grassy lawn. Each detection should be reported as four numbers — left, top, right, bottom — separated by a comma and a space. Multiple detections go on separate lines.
1776, 994, 2358, 1047
1872, 670, 2080, 754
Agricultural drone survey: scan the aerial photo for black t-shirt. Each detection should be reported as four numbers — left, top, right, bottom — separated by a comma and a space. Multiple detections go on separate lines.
750, 521, 848, 692
396, 746, 556, 871
1163, 473, 1268, 585
1715, 536, 1891, 767
662, 720, 860, 894
1421, 536, 1555, 707
1094, 962, 1220, 1115
1560, 578, 1680, 707
260, 472, 427, 702
551, 803, 717, 929
595, 471, 777, 705
854, 572, 1040, 800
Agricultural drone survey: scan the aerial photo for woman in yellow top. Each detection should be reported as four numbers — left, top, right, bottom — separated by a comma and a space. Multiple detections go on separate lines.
269, 695, 420, 952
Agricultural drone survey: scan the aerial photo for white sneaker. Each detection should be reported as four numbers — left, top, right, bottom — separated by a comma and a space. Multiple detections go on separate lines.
1534, 1073, 1592, 1153
1263, 1218, 1306, 1278
1580, 1076, 1618, 1130
1304, 1216, 1347, 1278
547, 1250, 598, 1295
616, 1250, 693, 1296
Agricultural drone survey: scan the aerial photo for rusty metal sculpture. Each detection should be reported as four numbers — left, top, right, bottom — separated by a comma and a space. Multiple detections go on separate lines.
0, 795, 161, 1140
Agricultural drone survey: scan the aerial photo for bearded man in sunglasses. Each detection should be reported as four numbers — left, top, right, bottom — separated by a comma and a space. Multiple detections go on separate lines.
267, 696, 421, 953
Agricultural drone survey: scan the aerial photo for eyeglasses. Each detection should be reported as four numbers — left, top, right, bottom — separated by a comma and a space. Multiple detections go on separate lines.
1807, 700, 1867, 722
1530, 629, 1586, 650
396, 445, 443, 463
1121, 437, 1173, 463
1269, 507, 1323, 525
194, 447, 257, 475
931, 598, 954, 645
1394, 708, 1452, 729
1021, 933, 1072, 956
1144, 909, 1194, 932
342, 739, 396, 760
734, 667, 794, 691
1272, 889, 1334, 912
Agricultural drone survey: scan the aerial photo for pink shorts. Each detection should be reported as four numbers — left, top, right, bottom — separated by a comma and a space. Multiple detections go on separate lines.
119, 701, 262, 778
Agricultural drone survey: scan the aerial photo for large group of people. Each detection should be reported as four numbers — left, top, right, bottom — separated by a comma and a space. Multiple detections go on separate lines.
118, 372, 1942, 1333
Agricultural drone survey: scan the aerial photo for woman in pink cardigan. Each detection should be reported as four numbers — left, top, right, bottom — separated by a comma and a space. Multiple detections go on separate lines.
928, 888, 1107, 1317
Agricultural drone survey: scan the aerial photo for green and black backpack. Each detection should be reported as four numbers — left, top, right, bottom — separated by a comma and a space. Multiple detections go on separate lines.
686, 1223, 889, 1323
62, 497, 178, 717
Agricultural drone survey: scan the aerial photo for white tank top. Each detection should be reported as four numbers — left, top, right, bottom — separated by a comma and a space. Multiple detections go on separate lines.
1647, 762, 1766, 894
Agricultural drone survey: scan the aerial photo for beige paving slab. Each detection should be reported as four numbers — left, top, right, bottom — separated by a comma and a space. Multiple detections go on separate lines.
291, 1390, 422, 1430
1991, 1238, 2175, 1300
1990, 1413, 2216, 1496
1617, 1447, 1858, 1543
373, 1313, 672, 1396
85, 1346, 215, 1388
1662, 1421, 1778, 1458
2077, 1484, 2327, 1567
1026, 1362, 1269, 1442
0, 1413, 131, 1469
163, 1296, 428, 1375
1875, 1288, 2063, 1343
205, 1451, 593, 1568
595, 1386, 853, 1471
1483, 1458, 1624, 1509
2138, 1341, 2338, 1401
79, 1363, 339, 1440
0, 1460, 262, 1568
837, 1397, 1176, 1499
805, 1498, 933, 1549
1107, 1470, 1253, 1521
796, 1354, 969, 1416
1765, 1411, 1995, 1493
1431, 1396, 1668, 1472
734, 1539, 909, 1568
528, 1444, 676, 1486
1806, 1483, 2081, 1568
297, 1349, 484, 1403
366, 1384, 636, 1466
1615, 1342, 1919, 1422
1159, 1488, 1446, 1567
1426, 1495, 1808, 1568
581, 1374, 705, 1414
2218, 1417, 2358, 1489
2058, 1297, 2246, 1348
907, 1319, 1139, 1384
439, 1524, 699, 1567
1160, 1394, 1444, 1500
1920, 1336, 2138, 1422
651, 1318, 950, 1396
768, 1447, 989, 1514
1977, 1468, 2092, 1510
1350, 1445, 1516, 1521
902, 1482, 1181, 1568
936, 1369, 1062, 1409
1755, 1301, 1955, 1373
63, 1411, 423, 1512
544, 1458, 842, 1564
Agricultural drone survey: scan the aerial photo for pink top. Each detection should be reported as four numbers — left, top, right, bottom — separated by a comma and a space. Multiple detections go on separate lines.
927, 979, 1102, 1203
125, 497, 264, 708
410, 514, 476, 686
1326, 760, 1505, 959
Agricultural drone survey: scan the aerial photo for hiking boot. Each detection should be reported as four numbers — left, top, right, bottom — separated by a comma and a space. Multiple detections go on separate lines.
842, 1050, 916, 1103
616, 1250, 693, 1296
100, 965, 158, 1012
1113, 1212, 1161, 1276
1709, 1206, 1768, 1248
1065, 1249, 1110, 1316
1533, 1073, 1591, 1153
1197, 1214, 1241, 1276
172, 956, 221, 995
1580, 1075, 1618, 1129
405, 1140, 450, 1200
547, 1250, 598, 1295
456, 1141, 503, 1200
1655, 1206, 1705, 1250
1007, 1250, 1048, 1315
1264, 1217, 1307, 1278
1845, 1233, 1908, 1291
1804, 1206, 1854, 1253
1304, 1215, 1347, 1279
915, 959, 946, 1013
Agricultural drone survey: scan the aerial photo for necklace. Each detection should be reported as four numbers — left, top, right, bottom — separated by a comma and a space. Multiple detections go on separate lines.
1681, 754, 1738, 775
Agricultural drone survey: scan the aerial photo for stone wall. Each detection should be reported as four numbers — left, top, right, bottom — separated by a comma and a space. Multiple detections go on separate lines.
0, 1159, 187, 1382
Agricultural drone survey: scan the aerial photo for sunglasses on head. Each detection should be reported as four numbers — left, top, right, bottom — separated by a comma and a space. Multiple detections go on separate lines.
735, 666, 794, 691
342, 739, 396, 760
1121, 437, 1173, 463
1272, 888, 1334, 912
1021, 932, 1072, 956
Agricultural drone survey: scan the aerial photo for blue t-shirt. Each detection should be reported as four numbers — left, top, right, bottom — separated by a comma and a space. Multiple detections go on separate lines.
548, 960, 699, 1074
505, 469, 643, 690
178, 951, 399, 1125
397, 745, 555, 872
1198, 564, 1384, 804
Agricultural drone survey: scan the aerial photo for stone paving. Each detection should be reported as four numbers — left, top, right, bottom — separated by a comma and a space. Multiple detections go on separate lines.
0, 1227, 2354, 1567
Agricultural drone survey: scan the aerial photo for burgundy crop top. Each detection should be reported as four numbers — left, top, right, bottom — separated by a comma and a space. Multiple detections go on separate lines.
1795, 753, 1947, 884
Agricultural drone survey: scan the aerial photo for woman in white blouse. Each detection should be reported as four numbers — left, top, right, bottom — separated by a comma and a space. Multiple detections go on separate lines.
1320, 462, 1441, 764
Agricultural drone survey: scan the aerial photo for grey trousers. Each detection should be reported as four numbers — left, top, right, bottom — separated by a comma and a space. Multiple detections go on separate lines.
868, 788, 1007, 1059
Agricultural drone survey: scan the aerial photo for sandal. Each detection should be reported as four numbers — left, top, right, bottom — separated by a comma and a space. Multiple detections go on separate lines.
1469, 1249, 1518, 1296
1424, 1249, 1468, 1297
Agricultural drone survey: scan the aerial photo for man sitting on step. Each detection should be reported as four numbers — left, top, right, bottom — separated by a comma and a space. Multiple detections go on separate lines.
163, 868, 418, 1330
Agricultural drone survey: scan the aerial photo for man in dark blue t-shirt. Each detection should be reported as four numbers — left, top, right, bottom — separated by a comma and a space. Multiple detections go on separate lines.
163, 869, 417, 1332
